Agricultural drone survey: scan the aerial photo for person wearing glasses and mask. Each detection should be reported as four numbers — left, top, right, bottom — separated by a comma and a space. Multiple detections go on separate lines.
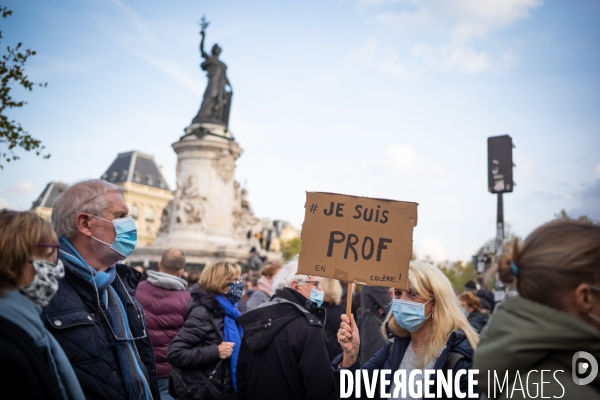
475, 221, 600, 399
335, 261, 479, 399
167, 261, 243, 399
0, 210, 84, 400
40, 179, 160, 400
236, 258, 338, 400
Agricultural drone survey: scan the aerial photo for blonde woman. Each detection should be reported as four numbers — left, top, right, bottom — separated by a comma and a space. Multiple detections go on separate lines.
336, 261, 479, 399
320, 278, 346, 361
167, 261, 243, 399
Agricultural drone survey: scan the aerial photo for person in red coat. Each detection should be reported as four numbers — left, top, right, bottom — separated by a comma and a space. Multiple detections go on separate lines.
137, 248, 190, 400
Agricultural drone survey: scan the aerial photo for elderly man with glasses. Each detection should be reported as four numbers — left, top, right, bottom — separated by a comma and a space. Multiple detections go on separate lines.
237, 258, 337, 400
41, 179, 159, 400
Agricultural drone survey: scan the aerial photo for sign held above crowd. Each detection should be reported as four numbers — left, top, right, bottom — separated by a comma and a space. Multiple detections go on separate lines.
298, 192, 418, 292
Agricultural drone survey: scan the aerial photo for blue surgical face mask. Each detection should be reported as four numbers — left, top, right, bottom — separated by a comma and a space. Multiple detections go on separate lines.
461, 307, 469, 317
90, 215, 137, 258
308, 288, 324, 307
391, 297, 434, 333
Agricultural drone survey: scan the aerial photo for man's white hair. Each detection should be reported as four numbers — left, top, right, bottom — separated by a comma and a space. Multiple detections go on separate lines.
271, 257, 309, 293
52, 179, 123, 238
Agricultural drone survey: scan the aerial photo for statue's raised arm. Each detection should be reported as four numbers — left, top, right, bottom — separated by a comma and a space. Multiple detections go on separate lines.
199, 30, 209, 60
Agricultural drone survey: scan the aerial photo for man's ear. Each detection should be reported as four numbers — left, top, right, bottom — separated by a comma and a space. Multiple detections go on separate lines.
290, 280, 299, 291
574, 283, 594, 314
75, 213, 94, 237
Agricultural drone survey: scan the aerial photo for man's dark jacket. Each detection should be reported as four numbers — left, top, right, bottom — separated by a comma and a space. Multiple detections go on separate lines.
166, 284, 234, 396
0, 316, 64, 400
332, 329, 475, 399
41, 251, 160, 400
237, 287, 337, 400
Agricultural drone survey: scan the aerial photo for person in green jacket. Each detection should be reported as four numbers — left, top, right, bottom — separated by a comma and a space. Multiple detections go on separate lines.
474, 220, 600, 399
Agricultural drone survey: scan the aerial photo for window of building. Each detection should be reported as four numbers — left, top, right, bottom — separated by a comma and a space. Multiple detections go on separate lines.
133, 172, 141, 183
146, 174, 154, 186
158, 178, 165, 189
121, 170, 128, 180
130, 204, 139, 219
145, 207, 155, 223
110, 171, 118, 181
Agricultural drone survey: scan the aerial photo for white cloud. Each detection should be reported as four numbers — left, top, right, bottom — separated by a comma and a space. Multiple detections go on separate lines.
380, 144, 417, 173
347, 38, 409, 78
593, 164, 600, 179
411, 43, 491, 74
418, 236, 446, 262
0, 197, 10, 209
2, 181, 35, 194
375, 0, 544, 41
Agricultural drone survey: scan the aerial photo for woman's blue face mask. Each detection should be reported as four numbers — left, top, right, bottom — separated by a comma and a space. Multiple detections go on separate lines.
89, 215, 138, 258
391, 297, 434, 333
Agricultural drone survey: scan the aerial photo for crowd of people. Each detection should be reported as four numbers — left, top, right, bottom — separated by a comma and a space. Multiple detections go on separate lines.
0, 178, 598, 399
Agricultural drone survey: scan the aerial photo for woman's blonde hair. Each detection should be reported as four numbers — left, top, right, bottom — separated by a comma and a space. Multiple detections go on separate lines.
381, 260, 479, 368
0, 210, 58, 294
321, 278, 342, 305
459, 291, 481, 313
200, 261, 241, 295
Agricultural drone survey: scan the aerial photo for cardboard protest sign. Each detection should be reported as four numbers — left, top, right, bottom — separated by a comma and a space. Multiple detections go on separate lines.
298, 192, 418, 289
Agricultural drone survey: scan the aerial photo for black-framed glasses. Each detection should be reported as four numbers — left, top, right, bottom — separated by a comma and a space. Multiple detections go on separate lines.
304, 280, 321, 289
37, 243, 60, 264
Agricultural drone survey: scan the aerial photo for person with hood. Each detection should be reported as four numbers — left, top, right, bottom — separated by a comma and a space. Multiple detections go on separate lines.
244, 263, 281, 313
335, 261, 479, 399
136, 248, 191, 399
167, 261, 243, 399
474, 220, 600, 399
459, 291, 489, 333
236, 259, 337, 400
0, 210, 84, 400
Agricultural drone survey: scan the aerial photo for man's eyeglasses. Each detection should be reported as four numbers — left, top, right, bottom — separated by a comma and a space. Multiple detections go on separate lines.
37, 243, 60, 264
304, 280, 320, 289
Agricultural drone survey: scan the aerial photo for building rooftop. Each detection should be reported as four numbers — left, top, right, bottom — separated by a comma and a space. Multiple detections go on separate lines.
100, 151, 170, 191
31, 181, 69, 209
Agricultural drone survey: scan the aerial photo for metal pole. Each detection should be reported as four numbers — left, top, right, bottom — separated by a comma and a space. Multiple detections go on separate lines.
495, 192, 504, 253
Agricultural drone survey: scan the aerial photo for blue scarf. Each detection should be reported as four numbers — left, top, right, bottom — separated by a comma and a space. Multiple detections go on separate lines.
59, 237, 151, 400
0, 290, 85, 400
216, 295, 243, 392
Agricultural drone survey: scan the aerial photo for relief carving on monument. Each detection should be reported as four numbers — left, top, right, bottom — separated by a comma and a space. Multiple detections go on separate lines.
212, 151, 235, 183
179, 175, 207, 225
232, 182, 260, 239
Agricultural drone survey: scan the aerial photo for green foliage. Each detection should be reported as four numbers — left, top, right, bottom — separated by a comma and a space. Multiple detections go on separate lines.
552, 209, 597, 225
0, 6, 48, 169
437, 260, 478, 293
280, 237, 301, 261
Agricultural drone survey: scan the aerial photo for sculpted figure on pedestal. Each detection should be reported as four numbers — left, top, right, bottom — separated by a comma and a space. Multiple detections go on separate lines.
191, 17, 232, 127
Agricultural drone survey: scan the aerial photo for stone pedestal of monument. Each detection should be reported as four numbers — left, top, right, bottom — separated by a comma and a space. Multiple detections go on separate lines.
129, 123, 264, 267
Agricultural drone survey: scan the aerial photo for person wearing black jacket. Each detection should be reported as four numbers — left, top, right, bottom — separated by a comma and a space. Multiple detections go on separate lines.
236, 260, 337, 400
42, 180, 160, 400
167, 261, 243, 399
320, 278, 345, 362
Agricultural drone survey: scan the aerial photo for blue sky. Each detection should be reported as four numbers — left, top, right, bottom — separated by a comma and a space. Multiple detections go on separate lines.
1, 0, 599, 261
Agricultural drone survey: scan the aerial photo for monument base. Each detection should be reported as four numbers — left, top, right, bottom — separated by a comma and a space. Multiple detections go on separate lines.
127, 122, 282, 270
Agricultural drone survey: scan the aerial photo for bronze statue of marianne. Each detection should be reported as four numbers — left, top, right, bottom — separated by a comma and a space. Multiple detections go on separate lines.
192, 18, 233, 128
